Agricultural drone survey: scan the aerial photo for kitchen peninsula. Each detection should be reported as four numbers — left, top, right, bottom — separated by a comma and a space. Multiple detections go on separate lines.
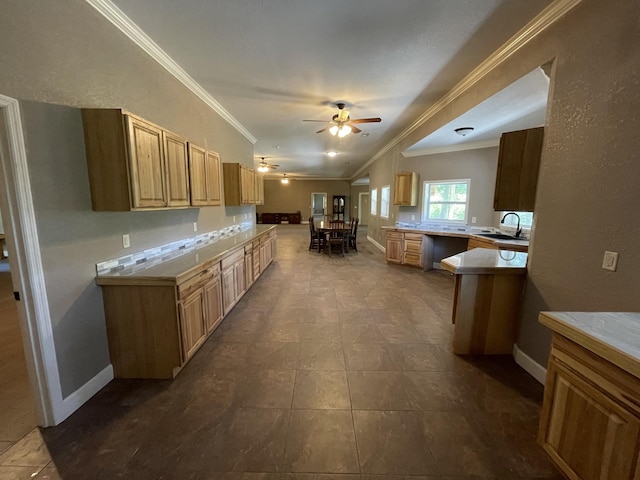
95, 225, 276, 379
441, 248, 528, 355
383, 225, 529, 270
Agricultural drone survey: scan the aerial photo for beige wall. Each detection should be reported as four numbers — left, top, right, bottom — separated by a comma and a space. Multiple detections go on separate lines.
349, 185, 369, 221
358, 0, 640, 366
395, 147, 500, 227
0, 0, 255, 398
258, 179, 351, 222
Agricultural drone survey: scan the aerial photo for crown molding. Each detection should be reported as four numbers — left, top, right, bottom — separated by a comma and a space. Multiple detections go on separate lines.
85, 0, 257, 144
351, 0, 581, 180
402, 139, 500, 158
263, 176, 350, 181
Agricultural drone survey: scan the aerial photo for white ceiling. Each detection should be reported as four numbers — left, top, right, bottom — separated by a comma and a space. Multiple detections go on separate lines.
105, 0, 553, 179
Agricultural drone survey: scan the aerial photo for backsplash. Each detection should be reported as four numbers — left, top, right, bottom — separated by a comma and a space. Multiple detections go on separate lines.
96, 222, 253, 275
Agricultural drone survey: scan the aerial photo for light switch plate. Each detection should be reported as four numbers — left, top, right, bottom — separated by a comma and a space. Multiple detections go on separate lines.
602, 251, 618, 271
122, 234, 130, 249
193, 222, 198, 232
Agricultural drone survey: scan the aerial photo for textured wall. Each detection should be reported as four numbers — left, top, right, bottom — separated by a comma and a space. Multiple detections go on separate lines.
361, 0, 640, 366
258, 180, 351, 222
0, 0, 255, 398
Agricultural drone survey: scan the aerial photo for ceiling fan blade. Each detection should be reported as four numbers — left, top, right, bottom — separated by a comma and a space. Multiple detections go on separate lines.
316, 127, 329, 134
349, 125, 362, 134
350, 117, 382, 124
303, 119, 330, 123
268, 164, 280, 169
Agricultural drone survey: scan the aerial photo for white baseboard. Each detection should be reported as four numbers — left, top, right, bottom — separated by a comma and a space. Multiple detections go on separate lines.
367, 235, 385, 252
513, 343, 546, 384
55, 364, 114, 424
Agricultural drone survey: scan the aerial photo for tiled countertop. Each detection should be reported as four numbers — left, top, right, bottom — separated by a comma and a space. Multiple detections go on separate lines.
440, 247, 528, 275
540, 311, 640, 379
382, 225, 529, 250
96, 225, 276, 285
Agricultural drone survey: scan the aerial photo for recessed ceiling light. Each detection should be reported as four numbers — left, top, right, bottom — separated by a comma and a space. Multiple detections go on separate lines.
327, 151, 337, 157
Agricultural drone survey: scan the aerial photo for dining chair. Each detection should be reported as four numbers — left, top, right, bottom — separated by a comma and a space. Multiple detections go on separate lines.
308, 219, 324, 252
347, 217, 359, 251
325, 220, 347, 256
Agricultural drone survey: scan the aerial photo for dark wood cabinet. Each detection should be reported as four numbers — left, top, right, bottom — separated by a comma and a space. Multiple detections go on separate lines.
333, 195, 346, 221
493, 127, 544, 212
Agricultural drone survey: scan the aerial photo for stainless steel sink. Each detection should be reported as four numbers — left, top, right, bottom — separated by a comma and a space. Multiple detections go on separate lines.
477, 233, 522, 240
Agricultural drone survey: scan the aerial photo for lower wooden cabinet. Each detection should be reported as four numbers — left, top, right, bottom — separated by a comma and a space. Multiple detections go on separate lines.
467, 237, 498, 250
98, 228, 276, 379
539, 333, 640, 480
385, 232, 403, 264
178, 289, 207, 362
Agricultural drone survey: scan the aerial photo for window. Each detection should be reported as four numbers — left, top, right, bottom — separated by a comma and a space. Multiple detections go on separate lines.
380, 185, 390, 219
501, 211, 533, 229
421, 179, 470, 223
370, 188, 378, 216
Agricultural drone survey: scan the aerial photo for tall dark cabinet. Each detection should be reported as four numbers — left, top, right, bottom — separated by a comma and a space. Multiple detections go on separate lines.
332, 195, 346, 221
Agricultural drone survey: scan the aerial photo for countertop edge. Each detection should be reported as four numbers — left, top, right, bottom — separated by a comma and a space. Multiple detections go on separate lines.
96, 225, 276, 286
539, 311, 640, 380
382, 226, 529, 248
441, 248, 528, 275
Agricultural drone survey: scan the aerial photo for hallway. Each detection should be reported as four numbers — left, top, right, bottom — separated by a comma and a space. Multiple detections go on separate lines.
0, 225, 560, 479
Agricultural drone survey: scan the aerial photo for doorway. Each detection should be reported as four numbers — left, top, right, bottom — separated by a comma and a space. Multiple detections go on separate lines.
311, 192, 327, 222
359, 192, 370, 226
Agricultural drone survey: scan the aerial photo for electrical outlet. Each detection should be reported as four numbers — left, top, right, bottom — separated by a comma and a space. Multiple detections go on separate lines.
193, 222, 198, 232
472, 217, 477, 224
122, 234, 130, 249
411, 214, 416, 221
233, 216, 236, 223
602, 251, 619, 271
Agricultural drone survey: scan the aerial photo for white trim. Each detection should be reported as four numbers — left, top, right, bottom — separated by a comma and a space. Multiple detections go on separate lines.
0, 95, 61, 426
367, 235, 385, 253
85, 0, 257, 144
351, 0, 581, 180
513, 343, 547, 384
58, 365, 113, 420
402, 139, 500, 158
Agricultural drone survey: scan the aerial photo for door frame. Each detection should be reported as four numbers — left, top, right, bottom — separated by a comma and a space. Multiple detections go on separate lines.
358, 192, 370, 226
310, 192, 327, 222
0, 94, 61, 426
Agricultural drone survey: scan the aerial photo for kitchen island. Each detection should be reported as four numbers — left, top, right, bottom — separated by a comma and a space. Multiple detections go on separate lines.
441, 247, 528, 354
538, 312, 640, 480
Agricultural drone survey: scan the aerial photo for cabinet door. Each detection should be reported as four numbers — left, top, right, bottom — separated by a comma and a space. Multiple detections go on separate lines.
203, 275, 223, 334
163, 131, 190, 207
245, 252, 254, 290
393, 172, 417, 206
252, 245, 261, 280
126, 116, 166, 208
404, 236, 423, 267
221, 264, 236, 315
255, 173, 264, 205
189, 143, 208, 206
385, 233, 403, 263
467, 237, 498, 250
234, 258, 246, 299
540, 357, 640, 480
178, 289, 206, 363
494, 127, 544, 211
205, 151, 222, 206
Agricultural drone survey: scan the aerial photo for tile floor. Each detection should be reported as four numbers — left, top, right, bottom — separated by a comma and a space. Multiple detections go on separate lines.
0, 225, 562, 479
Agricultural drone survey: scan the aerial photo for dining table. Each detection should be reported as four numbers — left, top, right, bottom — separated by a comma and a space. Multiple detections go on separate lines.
316, 221, 352, 254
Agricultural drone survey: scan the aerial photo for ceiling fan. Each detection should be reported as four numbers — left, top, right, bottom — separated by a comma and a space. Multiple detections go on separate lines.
255, 157, 279, 173
303, 103, 381, 137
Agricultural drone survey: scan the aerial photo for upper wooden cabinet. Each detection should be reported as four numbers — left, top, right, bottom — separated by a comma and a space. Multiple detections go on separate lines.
223, 163, 261, 205
255, 173, 264, 205
82, 109, 192, 211
164, 130, 190, 207
393, 172, 418, 206
189, 146, 222, 207
493, 127, 544, 212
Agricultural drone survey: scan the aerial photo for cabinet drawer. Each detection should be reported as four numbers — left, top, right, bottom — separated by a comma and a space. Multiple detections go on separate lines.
467, 238, 497, 250
221, 248, 244, 268
386, 231, 403, 240
404, 233, 424, 242
403, 252, 423, 267
178, 264, 220, 300
404, 239, 423, 254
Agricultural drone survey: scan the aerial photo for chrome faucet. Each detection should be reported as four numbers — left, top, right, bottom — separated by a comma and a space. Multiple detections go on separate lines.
501, 212, 522, 238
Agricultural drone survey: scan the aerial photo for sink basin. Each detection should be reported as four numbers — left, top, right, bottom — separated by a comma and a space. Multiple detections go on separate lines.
477, 233, 522, 240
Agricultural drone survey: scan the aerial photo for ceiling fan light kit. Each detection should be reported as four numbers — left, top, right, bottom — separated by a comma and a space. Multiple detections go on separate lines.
281, 174, 289, 184
304, 102, 381, 138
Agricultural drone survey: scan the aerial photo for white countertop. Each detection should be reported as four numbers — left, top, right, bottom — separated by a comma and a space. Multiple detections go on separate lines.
382, 225, 529, 249
540, 311, 640, 379
96, 225, 275, 285
441, 247, 528, 275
